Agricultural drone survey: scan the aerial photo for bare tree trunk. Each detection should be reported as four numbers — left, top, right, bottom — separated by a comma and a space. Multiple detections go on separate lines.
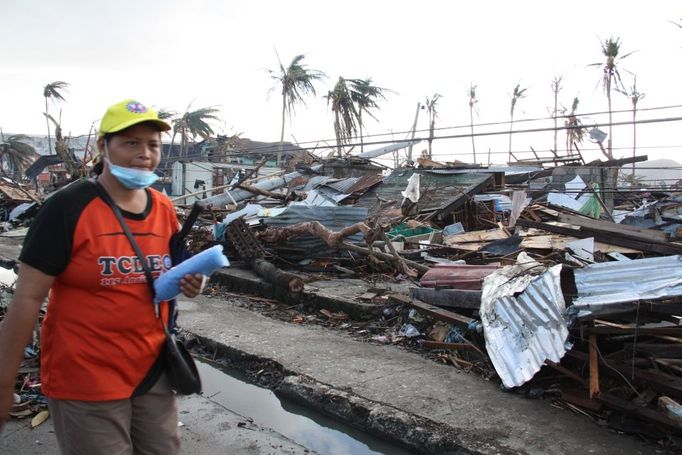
632, 107, 637, 176
606, 78, 614, 160
334, 110, 343, 157
278, 92, 286, 167
553, 91, 558, 154
428, 113, 435, 159
469, 105, 476, 164
358, 110, 364, 154
45, 98, 52, 156
508, 112, 514, 163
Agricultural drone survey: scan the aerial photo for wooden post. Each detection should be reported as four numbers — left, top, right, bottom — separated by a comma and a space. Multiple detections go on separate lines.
589, 333, 600, 399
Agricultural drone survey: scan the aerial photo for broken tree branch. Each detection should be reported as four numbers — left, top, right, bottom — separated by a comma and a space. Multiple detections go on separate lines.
259, 221, 429, 274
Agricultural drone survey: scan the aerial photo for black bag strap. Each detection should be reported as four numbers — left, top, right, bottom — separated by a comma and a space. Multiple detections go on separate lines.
178, 202, 202, 243
94, 181, 162, 320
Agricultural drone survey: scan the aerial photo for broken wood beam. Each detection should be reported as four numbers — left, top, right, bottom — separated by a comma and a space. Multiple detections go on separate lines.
409, 288, 481, 310
560, 389, 603, 412
624, 343, 682, 359
250, 258, 304, 293
588, 334, 600, 399
236, 182, 288, 200
597, 392, 682, 434
569, 349, 682, 401
421, 341, 480, 351
557, 213, 668, 242
517, 219, 682, 256
545, 360, 588, 387
389, 294, 475, 327
582, 326, 682, 336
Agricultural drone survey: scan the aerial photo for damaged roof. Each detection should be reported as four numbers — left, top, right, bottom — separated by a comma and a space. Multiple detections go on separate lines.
354, 168, 494, 220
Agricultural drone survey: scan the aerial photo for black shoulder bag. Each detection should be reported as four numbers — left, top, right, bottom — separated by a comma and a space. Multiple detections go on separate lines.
96, 182, 202, 395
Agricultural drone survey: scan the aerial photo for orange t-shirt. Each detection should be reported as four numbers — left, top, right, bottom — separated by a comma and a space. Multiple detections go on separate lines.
19, 180, 178, 400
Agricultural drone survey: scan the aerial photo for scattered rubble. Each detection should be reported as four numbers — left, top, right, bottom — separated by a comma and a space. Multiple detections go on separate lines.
6, 150, 682, 448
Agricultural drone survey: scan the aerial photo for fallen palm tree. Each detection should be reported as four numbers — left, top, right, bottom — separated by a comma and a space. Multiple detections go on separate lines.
259, 221, 428, 275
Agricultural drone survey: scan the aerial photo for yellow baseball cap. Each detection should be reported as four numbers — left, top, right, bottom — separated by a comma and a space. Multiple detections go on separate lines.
98, 99, 171, 137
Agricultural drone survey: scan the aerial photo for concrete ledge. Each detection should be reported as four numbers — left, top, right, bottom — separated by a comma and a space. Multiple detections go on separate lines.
212, 267, 388, 320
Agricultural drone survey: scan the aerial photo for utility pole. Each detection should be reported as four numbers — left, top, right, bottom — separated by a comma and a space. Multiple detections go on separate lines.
407, 102, 421, 163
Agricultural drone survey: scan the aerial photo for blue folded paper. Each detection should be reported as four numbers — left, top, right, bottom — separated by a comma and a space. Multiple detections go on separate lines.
154, 244, 230, 303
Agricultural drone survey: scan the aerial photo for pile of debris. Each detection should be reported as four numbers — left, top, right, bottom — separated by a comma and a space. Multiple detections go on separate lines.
5, 148, 682, 444
184, 153, 682, 444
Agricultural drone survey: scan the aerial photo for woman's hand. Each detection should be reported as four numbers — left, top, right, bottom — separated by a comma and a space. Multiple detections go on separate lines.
180, 273, 206, 298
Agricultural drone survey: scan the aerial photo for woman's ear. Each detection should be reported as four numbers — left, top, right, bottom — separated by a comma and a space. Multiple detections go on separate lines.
96, 137, 106, 154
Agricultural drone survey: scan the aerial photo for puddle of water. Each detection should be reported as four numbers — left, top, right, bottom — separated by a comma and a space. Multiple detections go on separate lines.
196, 359, 412, 455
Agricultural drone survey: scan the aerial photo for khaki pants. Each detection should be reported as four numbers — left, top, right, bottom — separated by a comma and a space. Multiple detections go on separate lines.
47, 374, 180, 455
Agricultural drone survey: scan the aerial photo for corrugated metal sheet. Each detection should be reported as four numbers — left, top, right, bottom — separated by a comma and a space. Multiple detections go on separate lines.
354, 169, 493, 219
419, 264, 500, 289
481, 259, 568, 388
301, 175, 332, 191
262, 205, 368, 258
321, 177, 359, 194
572, 255, 682, 318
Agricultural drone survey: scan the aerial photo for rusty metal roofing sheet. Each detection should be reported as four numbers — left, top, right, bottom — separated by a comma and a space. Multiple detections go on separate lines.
481, 259, 568, 388
324, 174, 383, 195
419, 264, 501, 290
572, 255, 682, 318
354, 169, 493, 220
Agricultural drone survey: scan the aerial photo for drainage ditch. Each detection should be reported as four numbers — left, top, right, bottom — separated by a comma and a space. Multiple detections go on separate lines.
196, 358, 412, 455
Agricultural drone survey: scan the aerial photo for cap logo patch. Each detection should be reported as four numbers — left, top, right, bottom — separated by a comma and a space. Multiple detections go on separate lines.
126, 101, 148, 114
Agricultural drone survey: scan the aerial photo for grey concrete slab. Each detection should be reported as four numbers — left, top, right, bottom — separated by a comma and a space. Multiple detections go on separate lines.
178, 293, 653, 455
0, 394, 312, 454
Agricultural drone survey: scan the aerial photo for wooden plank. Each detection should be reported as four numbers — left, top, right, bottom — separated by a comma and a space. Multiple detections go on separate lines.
598, 393, 682, 434
557, 213, 668, 242
520, 234, 640, 253
409, 288, 481, 310
389, 294, 474, 327
444, 228, 509, 245
545, 360, 588, 386
560, 389, 603, 412
569, 349, 682, 400
421, 341, 479, 351
624, 343, 682, 359
584, 326, 682, 336
517, 220, 682, 255
589, 334, 600, 399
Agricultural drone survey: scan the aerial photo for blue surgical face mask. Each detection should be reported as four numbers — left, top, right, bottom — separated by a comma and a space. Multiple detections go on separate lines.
104, 141, 159, 190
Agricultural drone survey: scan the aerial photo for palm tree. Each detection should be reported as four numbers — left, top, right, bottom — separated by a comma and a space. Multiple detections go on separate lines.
564, 97, 585, 156
588, 37, 634, 159
348, 78, 389, 153
550, 76, 564, 155
617, 76, 645, 176
43, 81, 69, 156
268, 53, 325, 166
0, 133, 37, 179
170, 106, 221, 159
425, 93, 442, 159
326, 77, 357, 157
508, 84, 527, 163
468, 84, 478, 163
